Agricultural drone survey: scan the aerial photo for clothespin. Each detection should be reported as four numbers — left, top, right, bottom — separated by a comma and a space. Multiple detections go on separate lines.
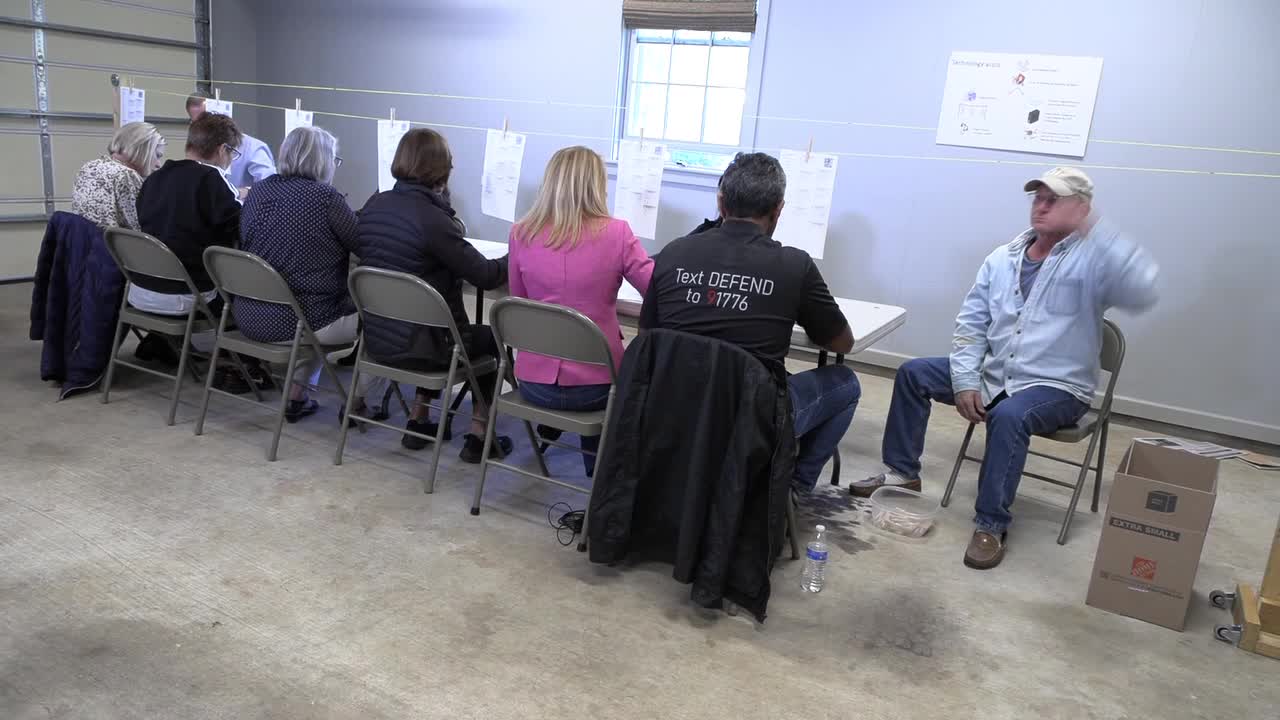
389, 106, 396, 123
502, 115, 509, 138
214, 88, 221, 101
295, 98, 302, 111
805, 137, 814, 163
639, 127, 645, 151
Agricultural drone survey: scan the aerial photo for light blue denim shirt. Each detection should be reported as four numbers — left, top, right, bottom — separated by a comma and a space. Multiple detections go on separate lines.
950, 216, 1159, 404
227, 133, 276, 188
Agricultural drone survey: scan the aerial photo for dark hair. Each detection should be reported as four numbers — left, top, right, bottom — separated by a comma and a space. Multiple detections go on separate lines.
718, 152, 786, 219
185, 93, 209, 112
391, 128, 452, 188
185, 112, 242, 159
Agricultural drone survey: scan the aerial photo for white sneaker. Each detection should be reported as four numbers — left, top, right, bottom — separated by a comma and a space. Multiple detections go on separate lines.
848, 469, 921, 497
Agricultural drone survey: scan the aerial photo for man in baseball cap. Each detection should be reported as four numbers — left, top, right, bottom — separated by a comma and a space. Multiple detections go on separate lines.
852, 166, 1159, 569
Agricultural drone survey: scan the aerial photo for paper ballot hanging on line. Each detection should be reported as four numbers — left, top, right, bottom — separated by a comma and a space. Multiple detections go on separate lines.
613, 139, 666, 239
377, 119, 410, 193
284, 109, 313, 139
772, 149, 838, 259
119, 87, 145, 124
481, 129, 526, 222
203, 98, 233, 117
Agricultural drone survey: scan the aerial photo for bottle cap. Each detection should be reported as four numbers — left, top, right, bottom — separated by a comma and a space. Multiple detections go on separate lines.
815, 524, 826, 532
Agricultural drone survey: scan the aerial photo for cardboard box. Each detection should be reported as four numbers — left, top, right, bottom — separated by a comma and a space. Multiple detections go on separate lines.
1086, 440, 1219, 631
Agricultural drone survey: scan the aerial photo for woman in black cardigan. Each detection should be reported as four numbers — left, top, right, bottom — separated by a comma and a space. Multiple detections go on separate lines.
356, 128, 511, 463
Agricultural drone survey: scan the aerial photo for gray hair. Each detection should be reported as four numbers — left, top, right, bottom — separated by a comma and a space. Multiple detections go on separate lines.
278, 126, 338, 183
719, 152, 786, 219
109, 121, 165, 177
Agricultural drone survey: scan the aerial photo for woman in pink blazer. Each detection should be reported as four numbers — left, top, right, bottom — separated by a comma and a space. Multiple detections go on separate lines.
508, 146, 654, 475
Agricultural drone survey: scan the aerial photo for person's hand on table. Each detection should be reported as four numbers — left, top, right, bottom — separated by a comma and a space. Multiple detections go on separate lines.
955, 390, 986, 423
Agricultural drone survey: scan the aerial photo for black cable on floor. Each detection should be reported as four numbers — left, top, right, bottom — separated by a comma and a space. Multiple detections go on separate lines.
547, 501, 584, 546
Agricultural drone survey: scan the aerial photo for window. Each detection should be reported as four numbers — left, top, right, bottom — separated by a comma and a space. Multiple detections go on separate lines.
622, 29, 752, 171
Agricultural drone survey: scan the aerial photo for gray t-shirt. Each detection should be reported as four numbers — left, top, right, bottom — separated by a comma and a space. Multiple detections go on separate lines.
1019, 251, 1044, 301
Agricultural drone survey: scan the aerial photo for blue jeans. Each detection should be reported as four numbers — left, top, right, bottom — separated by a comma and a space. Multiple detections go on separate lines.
882, 356, 1089, 534
789, 365, 862, 493
518, 381, 611, 476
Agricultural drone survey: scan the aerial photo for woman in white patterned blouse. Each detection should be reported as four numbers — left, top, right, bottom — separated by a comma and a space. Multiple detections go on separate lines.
70, 121, 166, 230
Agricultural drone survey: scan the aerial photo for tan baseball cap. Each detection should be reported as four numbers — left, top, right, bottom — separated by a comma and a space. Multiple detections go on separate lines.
1024, 166, 1094, 200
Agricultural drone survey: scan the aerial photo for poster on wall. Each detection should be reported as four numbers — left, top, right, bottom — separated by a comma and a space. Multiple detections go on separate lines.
284, 108, 313, 139
376, 119, 410, 193
480, 129, 526, 222
613, 139, 666, 240
935, 51, 1104, 157
772, 149, 838, 259
203, 98, 233, 117
119, 87, 145, 124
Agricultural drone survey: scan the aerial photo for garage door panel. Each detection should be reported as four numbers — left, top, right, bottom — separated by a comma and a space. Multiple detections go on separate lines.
43, 33, 195, 73
47, 65, 195, 112
0, 0, 31, 19
0, 58, 34, 106
51, 132, 113, 196
0, 130, 45, 197
45, 0, 195, 44
0, 25, 33, 54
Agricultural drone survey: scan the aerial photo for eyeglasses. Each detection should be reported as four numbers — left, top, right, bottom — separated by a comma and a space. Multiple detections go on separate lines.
1028, 192, 1063, 207
335, 156, 344, 168
224, 143, 242, 161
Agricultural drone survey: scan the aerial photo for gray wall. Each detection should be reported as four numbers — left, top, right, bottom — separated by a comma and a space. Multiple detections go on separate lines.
216, 0, 1280, 443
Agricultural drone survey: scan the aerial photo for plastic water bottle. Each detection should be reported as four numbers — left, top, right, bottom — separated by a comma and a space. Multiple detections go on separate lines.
800, 524, 829, 593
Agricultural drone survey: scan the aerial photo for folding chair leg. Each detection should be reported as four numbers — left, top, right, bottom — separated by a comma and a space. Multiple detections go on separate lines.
334, 357, 363, 466
267, 335, 305, 462
100, 319, 127, 405
166, 316, 198, 426
942, 423, 977, 508
424, 371, 456, 494
830, 449, 841, 486
1091, 420, 1108, 513
524, 421, 551, 477
1057, 428, 1102, 545
389, 382, 410, 417
471, 370, 505, 515
786, 490, 801, 560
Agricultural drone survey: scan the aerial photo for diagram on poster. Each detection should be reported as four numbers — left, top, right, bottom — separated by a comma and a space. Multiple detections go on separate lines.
772, 149, 838, 259
613, 139, 666, 239
936, 52, 1103, 157
377, 119, 410, 192
481, 129, 526, 222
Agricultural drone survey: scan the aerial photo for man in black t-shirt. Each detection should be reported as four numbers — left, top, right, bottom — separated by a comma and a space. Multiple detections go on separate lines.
639, 152, 859, 492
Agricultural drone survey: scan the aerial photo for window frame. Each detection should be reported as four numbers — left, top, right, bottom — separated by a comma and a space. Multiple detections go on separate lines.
610, 0, 771, 182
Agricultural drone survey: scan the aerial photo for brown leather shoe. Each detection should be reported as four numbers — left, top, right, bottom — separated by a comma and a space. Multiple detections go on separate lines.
963, 530, 1007, 569
848, 472, 922, 498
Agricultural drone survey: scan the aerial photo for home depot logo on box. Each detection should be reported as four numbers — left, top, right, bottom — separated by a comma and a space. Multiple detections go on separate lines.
1131, 556, 1158, 581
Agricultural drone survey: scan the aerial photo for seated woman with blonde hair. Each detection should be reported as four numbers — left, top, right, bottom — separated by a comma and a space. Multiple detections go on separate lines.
508, 145, 654, 475
71, 120, 166, 230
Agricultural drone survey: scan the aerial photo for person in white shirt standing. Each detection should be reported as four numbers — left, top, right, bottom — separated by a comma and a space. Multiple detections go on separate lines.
186, 94, 276, 198
850, 167, 1159, 570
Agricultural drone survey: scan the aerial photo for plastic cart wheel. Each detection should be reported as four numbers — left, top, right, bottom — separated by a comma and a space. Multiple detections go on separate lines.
1209, 589, 1235, 609
1214, 624, 1243, 644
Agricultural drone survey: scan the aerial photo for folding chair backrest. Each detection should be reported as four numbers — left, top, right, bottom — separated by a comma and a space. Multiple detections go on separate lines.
104, 227, 195, 288
1100, 319, 1125, 375
490, 297, 617, 383
203, 246, 297, 307
348, 266, 457, 328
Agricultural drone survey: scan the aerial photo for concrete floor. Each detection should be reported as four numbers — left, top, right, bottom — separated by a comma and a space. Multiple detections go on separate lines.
3, 284, 1278, 719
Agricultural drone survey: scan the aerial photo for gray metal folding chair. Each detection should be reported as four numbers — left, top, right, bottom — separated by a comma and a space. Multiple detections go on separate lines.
194, 246, 349, 461
101, 228, 260, 425
335, 266, 497, 493
472, 297, 619, 553
942, 318, 1126, 545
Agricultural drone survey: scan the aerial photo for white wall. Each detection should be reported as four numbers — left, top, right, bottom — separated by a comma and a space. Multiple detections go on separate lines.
219, 0, 1280, 443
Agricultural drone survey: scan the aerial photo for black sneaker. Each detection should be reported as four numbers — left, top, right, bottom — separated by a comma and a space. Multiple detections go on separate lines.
212, 367, 252, 395
460, 434, 513, 464
536, 425, 563, 443
134, 333, 180, 366
339, 404, 390, 429
401, 418, 445, 450
284, 398, 319, 423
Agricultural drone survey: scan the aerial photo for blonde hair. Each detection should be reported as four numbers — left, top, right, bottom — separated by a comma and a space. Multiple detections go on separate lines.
109, 121, 165, 177
514, 146, 610, 250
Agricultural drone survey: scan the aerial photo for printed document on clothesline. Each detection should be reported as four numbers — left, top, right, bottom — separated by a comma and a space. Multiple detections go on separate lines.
772, 149, 838, 259
481, 129, 526, 222
284, 109, 313, 139
613, 139, 666, 239
377, 119, 410, 193
119, 87, 145, 124
203, 98, 233, 117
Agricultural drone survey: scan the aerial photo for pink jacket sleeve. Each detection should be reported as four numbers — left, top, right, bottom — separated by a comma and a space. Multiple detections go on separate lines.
618, 222, 654, 295
507, 228, 527, 299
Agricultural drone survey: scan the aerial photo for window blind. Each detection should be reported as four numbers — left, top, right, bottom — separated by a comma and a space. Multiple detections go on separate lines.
621, 1, 757, 33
